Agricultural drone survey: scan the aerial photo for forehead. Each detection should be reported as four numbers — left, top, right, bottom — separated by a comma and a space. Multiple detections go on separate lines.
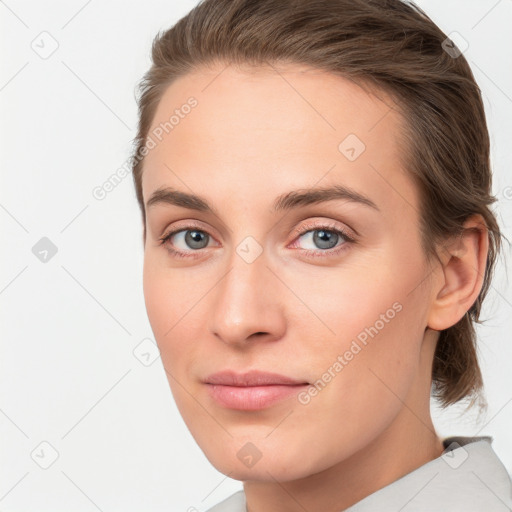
141, 63, 415, 218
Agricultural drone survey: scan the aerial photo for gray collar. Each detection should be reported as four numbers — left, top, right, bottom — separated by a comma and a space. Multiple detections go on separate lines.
345, 436, 512, 511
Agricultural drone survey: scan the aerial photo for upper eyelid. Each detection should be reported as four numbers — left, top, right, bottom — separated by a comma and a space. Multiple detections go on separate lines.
292, 221, 353, 237
161, 220, 218, 239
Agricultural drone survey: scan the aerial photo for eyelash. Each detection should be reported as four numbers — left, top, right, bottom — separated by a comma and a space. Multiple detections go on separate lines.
157, 221, 356, 260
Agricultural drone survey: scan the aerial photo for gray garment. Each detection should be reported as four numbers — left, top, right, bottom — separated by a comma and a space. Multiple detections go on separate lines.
205, 436, 512, 511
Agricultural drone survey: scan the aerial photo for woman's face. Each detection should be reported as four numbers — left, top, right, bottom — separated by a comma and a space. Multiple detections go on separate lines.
141, 64, 439, 481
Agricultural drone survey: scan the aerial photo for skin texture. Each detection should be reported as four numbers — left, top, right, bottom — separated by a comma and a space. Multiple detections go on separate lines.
141, 63, 489, 512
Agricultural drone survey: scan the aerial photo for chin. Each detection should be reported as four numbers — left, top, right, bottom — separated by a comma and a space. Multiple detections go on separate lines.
209, 456, 313, 483
199, 436, 324, 483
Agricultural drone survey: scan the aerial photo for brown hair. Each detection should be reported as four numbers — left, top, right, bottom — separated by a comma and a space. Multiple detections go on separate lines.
131, 0, 504, 409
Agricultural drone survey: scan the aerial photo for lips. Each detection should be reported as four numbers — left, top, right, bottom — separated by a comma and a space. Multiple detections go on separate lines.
203, 370, 309, 410
204, 369, 308, 386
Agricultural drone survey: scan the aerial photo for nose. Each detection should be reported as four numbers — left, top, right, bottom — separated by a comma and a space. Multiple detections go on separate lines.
208, 248, 286, 348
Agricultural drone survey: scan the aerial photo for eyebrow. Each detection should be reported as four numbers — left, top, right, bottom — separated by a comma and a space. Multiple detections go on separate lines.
146, 184, 380, 214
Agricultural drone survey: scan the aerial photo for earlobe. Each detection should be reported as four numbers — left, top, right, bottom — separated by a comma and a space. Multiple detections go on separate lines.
427, 215, 489, 331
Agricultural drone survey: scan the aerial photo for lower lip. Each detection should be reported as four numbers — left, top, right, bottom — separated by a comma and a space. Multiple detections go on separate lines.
206, 384, 309, 410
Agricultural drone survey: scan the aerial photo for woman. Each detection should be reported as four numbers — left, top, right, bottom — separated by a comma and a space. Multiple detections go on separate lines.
130, 0, 512, 510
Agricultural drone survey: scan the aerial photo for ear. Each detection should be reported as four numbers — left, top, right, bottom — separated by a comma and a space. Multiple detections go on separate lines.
427, 214, 489, 331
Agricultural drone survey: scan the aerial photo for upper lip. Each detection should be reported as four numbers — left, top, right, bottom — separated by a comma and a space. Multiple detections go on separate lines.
204, 370, 308, 387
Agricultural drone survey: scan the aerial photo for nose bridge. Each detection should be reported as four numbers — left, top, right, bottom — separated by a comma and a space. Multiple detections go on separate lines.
208, 244, 285, 345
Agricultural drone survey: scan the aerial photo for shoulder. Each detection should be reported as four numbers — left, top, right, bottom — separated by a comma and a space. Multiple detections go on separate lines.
205, 490, 246, 512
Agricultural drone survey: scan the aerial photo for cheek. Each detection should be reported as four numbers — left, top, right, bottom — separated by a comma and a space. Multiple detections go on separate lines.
142, 260, 206, 418
283, 250, 426, 349
143, 259, 173, 339
142, 250, 207, 334
292, 279, 418, 401
285, 267, 428, 464
284, 242, 430, 398
142, 257, 196, 367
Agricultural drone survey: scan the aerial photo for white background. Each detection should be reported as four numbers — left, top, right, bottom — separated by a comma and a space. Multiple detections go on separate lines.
1, 0, 511, 510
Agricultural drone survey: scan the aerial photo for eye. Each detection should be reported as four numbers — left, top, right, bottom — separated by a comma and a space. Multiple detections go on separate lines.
158, 220, 356, 260
158, 226, 216, 258
297, 228, 341, 250
171, 229, 210, 250
290, 221, 356, 257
